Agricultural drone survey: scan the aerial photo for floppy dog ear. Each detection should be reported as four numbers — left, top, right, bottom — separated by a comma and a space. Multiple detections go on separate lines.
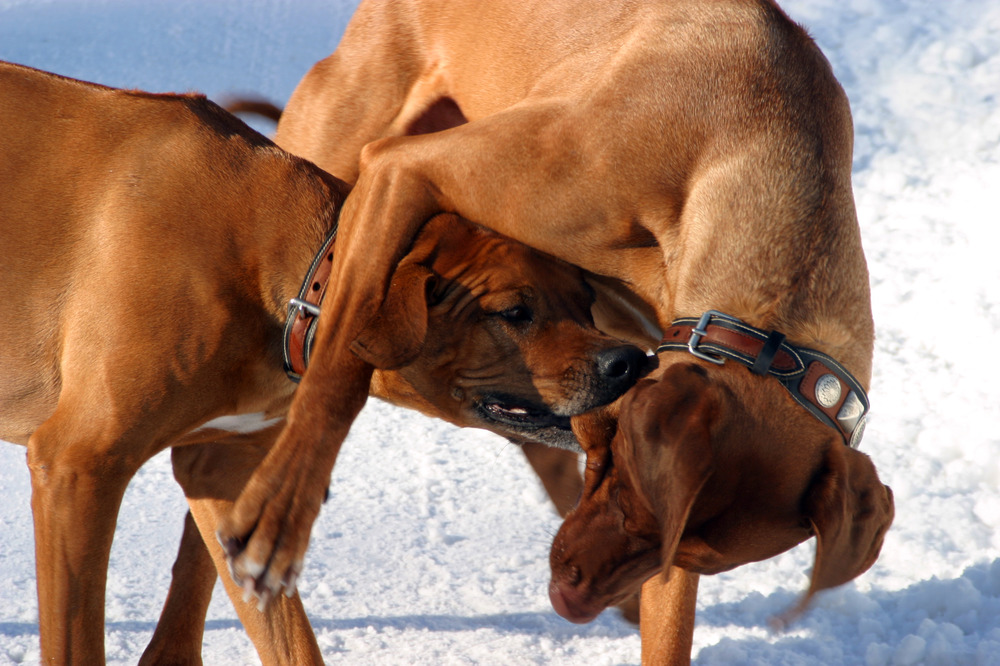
350, 261, 435, 369
619, 368, 717, 571
784, 443, 894, 621
586, 272, 662, 349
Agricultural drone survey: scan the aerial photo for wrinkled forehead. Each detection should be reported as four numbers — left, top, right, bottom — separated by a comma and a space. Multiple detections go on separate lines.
475, 238, 590, 292
423, 229, 594, 310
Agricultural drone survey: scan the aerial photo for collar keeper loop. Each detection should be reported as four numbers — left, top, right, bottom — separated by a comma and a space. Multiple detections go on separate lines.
751, 330, 787, 376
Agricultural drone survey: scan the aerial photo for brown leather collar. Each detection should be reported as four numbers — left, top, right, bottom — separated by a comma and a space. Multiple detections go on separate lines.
282, 229, 338, 382
657, 311, 869, 448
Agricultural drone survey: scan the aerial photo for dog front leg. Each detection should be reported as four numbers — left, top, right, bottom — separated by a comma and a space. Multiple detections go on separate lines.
188, 495, 324, 666
639, 568, 699, 666
27, 420, 142, 664
171, 434, 324, 666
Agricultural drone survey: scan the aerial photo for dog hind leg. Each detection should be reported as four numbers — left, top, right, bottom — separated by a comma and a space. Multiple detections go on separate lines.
139, 511, 217, 666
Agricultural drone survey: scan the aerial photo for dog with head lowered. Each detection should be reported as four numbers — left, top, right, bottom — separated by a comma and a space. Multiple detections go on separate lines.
550, 356, 892, 663
207, 0, 895, 663
0, 61, 648, 664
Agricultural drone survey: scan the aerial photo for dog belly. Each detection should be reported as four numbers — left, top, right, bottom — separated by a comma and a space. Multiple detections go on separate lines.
193, 413, 284, 435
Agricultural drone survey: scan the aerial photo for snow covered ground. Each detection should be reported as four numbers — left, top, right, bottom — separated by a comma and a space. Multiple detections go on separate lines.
1, 0, 998, 663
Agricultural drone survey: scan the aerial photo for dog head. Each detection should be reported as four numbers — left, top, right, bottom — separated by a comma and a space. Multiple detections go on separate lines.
548, 358, 894, 621
354, 213, 652, 450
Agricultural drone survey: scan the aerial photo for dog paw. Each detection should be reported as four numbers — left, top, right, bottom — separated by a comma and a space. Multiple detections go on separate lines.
215, 457, 323, 609
217, 516, 310, 608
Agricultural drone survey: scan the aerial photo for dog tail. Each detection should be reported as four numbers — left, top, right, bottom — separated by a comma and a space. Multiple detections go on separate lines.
223, 96, 283, 123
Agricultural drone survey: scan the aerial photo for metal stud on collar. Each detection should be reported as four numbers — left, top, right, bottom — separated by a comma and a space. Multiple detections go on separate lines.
814, 373, 842, 408
837, 391, 867, 448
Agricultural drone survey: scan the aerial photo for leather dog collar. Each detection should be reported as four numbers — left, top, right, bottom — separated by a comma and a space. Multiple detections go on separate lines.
657, 310, 869, 448
282, 228, 338, 383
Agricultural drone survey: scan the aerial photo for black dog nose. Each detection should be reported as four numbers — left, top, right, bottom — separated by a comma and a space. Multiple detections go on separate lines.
596, 345, 649, 386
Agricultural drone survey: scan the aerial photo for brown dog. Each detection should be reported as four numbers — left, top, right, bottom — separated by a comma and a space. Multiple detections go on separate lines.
550, 360, 893, 662
209, 0, 895, 662
145, 210, 646, 665
0, 61, 647, 664
137, 96, 646, 666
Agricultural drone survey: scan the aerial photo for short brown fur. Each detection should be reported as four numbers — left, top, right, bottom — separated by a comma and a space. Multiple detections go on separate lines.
213, 1, 893, 663
0, 61, 645, 664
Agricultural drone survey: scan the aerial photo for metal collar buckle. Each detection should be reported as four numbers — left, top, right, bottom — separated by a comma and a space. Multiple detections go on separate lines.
288, 298, 321, 319
687, 310, 727, 365
282, 227, 338, 382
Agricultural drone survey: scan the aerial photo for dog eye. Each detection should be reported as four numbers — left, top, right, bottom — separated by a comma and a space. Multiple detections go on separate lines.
498, 305, 533, 324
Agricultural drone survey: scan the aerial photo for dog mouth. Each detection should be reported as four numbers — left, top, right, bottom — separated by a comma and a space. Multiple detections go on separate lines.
476, 397, 572, 431
549, 549, 661, 623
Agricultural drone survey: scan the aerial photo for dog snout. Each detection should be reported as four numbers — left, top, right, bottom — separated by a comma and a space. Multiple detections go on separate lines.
596, 345, 650, 391
548, 577, 602, 624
